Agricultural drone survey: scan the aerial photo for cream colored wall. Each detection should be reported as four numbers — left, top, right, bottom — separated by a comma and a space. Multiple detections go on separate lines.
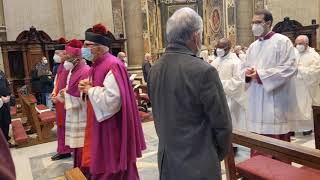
61, 0, 114, 40
123, 0, 144, 67
236, 0, 254, 47
3, 0, 64, 40
266, 0, 320, 47
3, 0, 114, 41
0, 0, 4, 26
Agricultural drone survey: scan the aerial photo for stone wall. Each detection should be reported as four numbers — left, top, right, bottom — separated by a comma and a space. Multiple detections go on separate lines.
61, 0, 114, 40
266, 0, 320, 48
112, 0, 124, 38
3, 0, 64, 40
123, 0, 144, 67
3, 0, 115, 40
236, 0, 254, 47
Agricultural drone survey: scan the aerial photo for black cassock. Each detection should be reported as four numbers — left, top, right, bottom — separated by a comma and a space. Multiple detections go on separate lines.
0, 70, 11, 141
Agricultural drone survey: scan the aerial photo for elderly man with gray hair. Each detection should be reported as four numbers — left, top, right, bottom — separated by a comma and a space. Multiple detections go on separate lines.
288, 35, 320, 135
148, 7, 232, 180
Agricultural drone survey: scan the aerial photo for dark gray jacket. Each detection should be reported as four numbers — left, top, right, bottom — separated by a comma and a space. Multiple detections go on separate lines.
148, 43, 232, 180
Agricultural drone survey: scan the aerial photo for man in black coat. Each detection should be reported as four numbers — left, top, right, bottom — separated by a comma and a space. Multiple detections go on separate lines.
0, 70, 12, 142
148, 7, 232, 180
142, 53, 152, 83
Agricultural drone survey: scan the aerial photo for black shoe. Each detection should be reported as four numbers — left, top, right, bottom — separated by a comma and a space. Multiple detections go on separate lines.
233, 147, 238, 154
51, 153, 71, 161
8, 142, 17, 148
303, 130, 313, 136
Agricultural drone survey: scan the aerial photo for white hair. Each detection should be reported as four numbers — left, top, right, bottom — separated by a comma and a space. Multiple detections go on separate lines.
297, 35, 309, 44
117, 52, 126, 58
166, 7, 203, 44
145, 53, 151, 60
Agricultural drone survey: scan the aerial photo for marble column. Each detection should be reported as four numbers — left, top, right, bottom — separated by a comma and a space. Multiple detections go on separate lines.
123, 0, 144, 68
236, 0, 254, 46
0, 0, 4, 26
0, 0, 5, 71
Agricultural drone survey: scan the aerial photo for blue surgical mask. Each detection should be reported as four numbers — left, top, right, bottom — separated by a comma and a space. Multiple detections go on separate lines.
81, 48, 93, 61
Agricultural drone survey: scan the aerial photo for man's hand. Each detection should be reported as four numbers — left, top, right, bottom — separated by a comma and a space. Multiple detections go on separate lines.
51, 92, 57, 104
79, 79, 92, 94
59, 88, 66, 98
51, 96, 57, 104
246, 68, 257, 79
1, 96, 10, 103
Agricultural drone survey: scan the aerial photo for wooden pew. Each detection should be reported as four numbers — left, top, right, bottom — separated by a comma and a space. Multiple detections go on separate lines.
16, 92, 56, 147
225, 130, 320, 180
312, 105, 320, 149
134, 77, 144, 85
64, 168, 86, 180
133, 84, 153, 122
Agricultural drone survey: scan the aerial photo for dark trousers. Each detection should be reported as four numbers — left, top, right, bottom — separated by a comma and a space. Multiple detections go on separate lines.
0, 122, 10, 141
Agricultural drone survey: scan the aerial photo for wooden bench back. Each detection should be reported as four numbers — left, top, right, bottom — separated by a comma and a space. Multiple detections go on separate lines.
225, 130, 320, 180
18, 93, 44, 141
65, 168, 86, 180
312, 106, 320, 149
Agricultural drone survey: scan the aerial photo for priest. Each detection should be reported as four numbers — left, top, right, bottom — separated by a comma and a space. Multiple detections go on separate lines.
62, 39, 90, 171
0, 131, 15, 180
51, 40, 72, 161
289, 35, 320, 133
78, 23, 146, 180
211, 38, 247, 134
243, 9, 296, 157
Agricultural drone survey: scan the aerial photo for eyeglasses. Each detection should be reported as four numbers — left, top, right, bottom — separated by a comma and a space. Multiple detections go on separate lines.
66, 58, 78, 63
84, 43, 99, 48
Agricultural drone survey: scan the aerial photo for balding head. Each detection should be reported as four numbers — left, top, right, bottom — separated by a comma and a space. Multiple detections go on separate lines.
215, 38, 231, 56
145, 53, 152, 61
117, 52, 126, 60
295, 35, 309, 53
295, 35, 309, 45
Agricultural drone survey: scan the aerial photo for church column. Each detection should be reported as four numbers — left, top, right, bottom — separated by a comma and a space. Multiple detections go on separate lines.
123, 0, 145, 69
236, 0, 254, 46
0, 0, 6, 72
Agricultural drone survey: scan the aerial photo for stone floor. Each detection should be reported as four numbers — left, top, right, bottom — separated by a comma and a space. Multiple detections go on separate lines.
9, 121, 315, 180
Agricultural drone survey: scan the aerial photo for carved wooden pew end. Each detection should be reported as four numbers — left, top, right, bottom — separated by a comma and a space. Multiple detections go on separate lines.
16, 92, 56, 147
236, 155, 320, 179
64, 168, 86, 180
225, 130, 320, 180
11, 118, 29, 145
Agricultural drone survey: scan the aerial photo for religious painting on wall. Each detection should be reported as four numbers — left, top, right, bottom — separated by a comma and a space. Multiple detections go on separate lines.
226, 0, 237, 46
142, 0, 150, 52
210, 8, 221, 33
207, 0, 225, 47
159, 0, 203, 46
148, 0, 162, 54
254, 0, 265, 11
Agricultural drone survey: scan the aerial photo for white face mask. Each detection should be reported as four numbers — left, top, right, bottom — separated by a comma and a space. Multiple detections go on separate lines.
53, 54, 61, 63
63, 61, 74, 71
216, 48, 225, 57
252, 23, 265, 37
296, 45, 306, 53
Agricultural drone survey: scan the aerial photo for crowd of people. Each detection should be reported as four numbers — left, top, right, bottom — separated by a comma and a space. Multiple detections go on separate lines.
49, 24, 146, 180
148, 8, 320, 180
1, 6, 320, 180
199, 13, 320, 142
